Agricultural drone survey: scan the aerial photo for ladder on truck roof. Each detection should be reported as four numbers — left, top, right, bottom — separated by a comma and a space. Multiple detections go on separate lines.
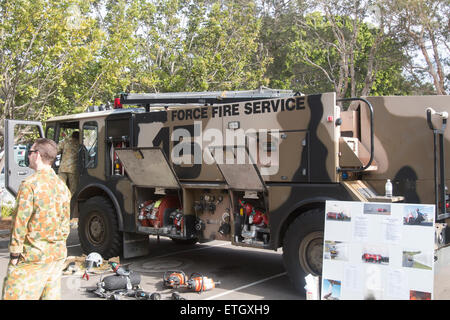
120, 87, 300, 110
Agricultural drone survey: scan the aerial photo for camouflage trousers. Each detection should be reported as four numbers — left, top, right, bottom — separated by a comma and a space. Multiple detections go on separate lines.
58, 172, 78, 195
2, 259, 65, 300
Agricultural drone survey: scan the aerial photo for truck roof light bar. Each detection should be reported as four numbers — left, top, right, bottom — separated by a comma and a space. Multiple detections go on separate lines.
120, 87, 300, 108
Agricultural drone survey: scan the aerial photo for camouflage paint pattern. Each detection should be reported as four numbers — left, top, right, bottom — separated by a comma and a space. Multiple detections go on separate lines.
356, 95, 450, 206
132, 93, 338, 183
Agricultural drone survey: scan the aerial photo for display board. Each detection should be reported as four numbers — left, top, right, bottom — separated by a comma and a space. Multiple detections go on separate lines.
322, 201, 435, 300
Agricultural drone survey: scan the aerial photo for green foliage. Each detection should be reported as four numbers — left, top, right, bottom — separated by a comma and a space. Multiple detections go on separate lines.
0, 0, 103, 121
260, 8, 411, 97
0, 0, 445, 127
1, 204, 14, 218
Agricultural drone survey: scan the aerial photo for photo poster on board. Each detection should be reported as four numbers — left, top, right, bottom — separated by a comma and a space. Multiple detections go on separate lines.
322, 200, 435, 300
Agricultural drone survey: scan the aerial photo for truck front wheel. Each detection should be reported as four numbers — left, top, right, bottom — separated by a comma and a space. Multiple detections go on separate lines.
78, 196, 122, 259
282, 208, 324, 293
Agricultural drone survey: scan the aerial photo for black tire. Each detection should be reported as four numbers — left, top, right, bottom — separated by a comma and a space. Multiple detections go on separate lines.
78, 196, 122, 259
282, 208, 324, 293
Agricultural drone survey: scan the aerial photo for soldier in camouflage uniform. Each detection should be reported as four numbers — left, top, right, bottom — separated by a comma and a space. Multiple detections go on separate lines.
57, 131, 80, 195
2, 138, 71, 300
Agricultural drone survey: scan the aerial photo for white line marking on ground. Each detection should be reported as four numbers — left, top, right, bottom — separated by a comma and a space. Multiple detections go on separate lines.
67, 244, 81, 248
204, 272, 287, 300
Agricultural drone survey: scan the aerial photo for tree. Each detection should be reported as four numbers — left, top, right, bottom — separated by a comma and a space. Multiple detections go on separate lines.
0, 0, 102, 126
127, 0, 270, 93
180, 0, 270, 91
385, 0, 449, 95
81, 0, 143, 104
260, 0, 410, 99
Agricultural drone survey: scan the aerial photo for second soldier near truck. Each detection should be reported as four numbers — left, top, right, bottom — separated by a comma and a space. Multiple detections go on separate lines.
57, 131, 80, 195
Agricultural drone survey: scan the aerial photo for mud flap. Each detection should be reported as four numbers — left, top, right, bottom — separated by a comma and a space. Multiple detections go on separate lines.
123, 232, 150, 259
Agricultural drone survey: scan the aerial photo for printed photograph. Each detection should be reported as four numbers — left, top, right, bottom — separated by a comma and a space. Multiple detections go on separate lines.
363, 203, 391, 216
323, 241, 349, 261
322, 279, 341, 300
403, 205, 434, 226
410, 290, 432, 300
326, 203, 351, 222
402, 250, 433, 270
361, 245, 389, 265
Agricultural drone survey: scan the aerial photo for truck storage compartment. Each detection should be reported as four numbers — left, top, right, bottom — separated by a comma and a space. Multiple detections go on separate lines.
232, 190, 270, 248
134, 187, 196, 239
106, 115, 133, 176
183, 187, 232, 243
115, 146, 196, 240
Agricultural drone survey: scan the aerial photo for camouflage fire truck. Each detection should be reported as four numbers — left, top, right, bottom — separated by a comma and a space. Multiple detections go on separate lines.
4, 88, 449, 292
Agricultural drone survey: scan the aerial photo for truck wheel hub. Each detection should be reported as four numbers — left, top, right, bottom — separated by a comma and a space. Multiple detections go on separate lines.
299, 231, 323, 276
87, 214, 105, 244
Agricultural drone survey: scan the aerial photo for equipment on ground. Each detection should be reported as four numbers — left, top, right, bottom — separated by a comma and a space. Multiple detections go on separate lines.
89, 268, 146, 300
83, 252, 103, 280
90, 281, 160, 300
102, 271, 140, 291
187, 273, 221, 293
85, 252, 103, 268
171, 292, 186, 300
109, 262, 131, 276
163, 270, 188, 288
163, 270, 220, 293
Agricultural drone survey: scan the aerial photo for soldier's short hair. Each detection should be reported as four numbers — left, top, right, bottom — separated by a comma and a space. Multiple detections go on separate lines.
72, 131, 79, 140
33, 138, 58, 165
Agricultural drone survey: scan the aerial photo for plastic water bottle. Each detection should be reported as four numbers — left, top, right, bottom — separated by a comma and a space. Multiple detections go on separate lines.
385, 179, 393, 197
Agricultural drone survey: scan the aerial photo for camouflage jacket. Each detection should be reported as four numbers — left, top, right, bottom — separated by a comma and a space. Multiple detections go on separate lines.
9, 167, 71, 264
57, 137, 80, 173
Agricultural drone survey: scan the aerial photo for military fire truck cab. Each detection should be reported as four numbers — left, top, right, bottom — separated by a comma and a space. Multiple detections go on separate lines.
4, 88, 450, 293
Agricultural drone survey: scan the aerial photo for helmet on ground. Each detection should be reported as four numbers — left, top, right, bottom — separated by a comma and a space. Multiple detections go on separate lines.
85, 252, 103, 269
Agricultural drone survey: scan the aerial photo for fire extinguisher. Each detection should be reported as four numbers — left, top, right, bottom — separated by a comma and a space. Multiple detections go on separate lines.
113, 143, 123, 175
238, 199, 268, 227
238, 199, 253, 216
138, 200, 153, 227
148, 200, 161, 227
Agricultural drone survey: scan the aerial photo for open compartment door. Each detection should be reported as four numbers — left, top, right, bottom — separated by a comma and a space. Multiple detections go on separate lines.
209, 145, 266, 192
4, 119, 44, 196
114, 147, 180, 189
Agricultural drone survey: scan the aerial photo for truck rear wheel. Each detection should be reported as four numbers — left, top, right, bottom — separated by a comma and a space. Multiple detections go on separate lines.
282, 208, 324, 293
78, 196, 122, 259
